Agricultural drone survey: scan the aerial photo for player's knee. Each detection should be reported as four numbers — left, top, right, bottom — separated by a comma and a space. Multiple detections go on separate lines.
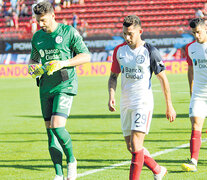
192, 123, 202, 131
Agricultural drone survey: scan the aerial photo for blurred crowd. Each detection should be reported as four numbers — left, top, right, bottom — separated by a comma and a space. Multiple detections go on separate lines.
0, 0, 87, 38
1, 0, 29, 29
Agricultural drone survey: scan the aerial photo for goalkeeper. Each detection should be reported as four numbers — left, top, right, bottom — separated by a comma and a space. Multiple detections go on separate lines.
28, 1, 91, 180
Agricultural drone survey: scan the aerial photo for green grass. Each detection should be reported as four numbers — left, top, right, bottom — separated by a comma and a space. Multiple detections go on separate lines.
0, 74, 206, 180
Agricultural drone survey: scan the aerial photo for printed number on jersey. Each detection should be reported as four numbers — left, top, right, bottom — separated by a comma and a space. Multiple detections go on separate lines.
60, 96, 71, 109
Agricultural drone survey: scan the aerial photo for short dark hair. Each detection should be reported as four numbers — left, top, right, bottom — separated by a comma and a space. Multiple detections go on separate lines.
33, 1, 54, 15
123, 15, 141, 27
189, 18, 205, 28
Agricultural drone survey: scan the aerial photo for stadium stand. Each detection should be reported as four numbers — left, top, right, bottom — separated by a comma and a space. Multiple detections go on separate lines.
0, 0, 206, 39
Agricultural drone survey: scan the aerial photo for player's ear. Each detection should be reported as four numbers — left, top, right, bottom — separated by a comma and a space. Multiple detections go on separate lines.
52, 12, 55, 19
139, 28, 143, 34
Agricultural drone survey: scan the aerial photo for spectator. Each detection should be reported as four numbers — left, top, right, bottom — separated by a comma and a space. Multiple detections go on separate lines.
79, 19, 88, 37
19, 3, 29, 17
203, 2, 207, 17
54, 0, 61, 12
30, 15, 38, 34
63, 0, 71, 8
3, 2, 12, 17
0, 0, 3, 13
5, 15, 13, 27
12, 11, 18, 29
72, 12, 78, 29
62, 18, 69, 25
10, 0, 17, 11
79, 0, 84, 5
195, 8, 204, 18
72, 0, 79, 4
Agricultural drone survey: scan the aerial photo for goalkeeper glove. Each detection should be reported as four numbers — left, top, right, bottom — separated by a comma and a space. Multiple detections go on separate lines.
45, 60, 70, 76
28, 64, 46, 78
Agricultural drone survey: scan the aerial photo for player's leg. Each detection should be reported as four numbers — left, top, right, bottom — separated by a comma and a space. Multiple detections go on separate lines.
51, 93, 77, 180
129, 130, 145, 180
144, 147, 167, 180
181, 99, 205, 172
181, 116, 204, 172
125, 136, 166, 180
129, 106, 167, 180
141, 106, 167, 179
125, 135, 166, 178
47, 125, 64, 180
190, 116, 204, 162
41, 97, 64, 179
121, 107, 142, 180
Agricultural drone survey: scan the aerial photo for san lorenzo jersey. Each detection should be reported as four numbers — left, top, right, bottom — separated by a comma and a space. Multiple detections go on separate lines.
186, 41, 207, 98
111, 42, 165, 107
31, 23, 88, 64
30, 23, 89, 97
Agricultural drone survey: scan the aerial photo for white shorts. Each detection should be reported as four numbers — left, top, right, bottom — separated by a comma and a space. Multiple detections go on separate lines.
120, 105, 153, 137
189, 98, 207, 118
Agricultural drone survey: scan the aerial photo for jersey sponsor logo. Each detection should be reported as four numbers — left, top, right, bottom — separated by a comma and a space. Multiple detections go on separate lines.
39, 49, 45, 58
191, 51, 196, 54
136, 55, 145, 64
55, 36, 63, 44
121, 65, 124, 73
122, 66, 143, 80
193, 58, 207, 68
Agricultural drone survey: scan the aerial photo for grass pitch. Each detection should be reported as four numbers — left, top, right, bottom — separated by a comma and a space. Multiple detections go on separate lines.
0, 74, 206, 180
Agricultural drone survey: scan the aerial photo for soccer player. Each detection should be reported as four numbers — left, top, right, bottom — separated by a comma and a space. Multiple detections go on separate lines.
181, 18, 207, 172
108, 15, 176, 180
28, 1, 91, 180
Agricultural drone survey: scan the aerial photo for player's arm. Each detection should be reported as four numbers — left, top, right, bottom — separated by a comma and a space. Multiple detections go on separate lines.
185, 42, 194, 97
46, 27, 91, 75
188, 65, 193, 97
108, 72, 119, 112
156, 71, 176, 122
45, 53, 91, 75
48, 53, 90, 67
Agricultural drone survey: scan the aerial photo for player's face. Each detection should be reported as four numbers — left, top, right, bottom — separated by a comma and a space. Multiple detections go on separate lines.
191, 25, 207, 43
35, 13, 55, 33
123, 24, 143, 49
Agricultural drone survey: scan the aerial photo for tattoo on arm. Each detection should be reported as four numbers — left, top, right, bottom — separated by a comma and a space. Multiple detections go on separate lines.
108, 73, 118, 92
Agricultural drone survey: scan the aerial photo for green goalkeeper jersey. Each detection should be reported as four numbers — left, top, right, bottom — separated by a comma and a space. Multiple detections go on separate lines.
30, 23, 89, 97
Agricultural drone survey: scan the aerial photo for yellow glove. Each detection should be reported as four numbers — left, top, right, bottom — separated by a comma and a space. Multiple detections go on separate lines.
45, 60, 70, 76
28, 64, 46, 78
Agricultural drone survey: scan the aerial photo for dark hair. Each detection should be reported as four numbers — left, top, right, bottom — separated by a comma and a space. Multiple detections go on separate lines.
33, 1, 54, 15
123, 15, 141, 27
189, 18, 205, 28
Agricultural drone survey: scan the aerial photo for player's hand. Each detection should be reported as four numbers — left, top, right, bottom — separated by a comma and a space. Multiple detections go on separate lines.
45, 60, 70, 75
166, 105, 176, 122
28, 64, 46, 78
108, 98, 116, 112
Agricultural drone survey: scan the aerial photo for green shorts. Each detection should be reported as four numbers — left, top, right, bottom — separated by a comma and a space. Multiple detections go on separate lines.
40, 93, 73, 121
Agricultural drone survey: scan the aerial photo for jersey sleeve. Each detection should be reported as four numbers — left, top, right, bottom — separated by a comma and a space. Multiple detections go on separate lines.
111, 46, 121, 73
30, 35, 41, 63
146, 43, 165, 75
185, 43, 193, 66
69, 27, 89, 55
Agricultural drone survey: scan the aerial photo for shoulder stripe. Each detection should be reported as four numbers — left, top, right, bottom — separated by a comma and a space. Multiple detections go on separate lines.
111, 42, 127, 74
186, 40, 196, 66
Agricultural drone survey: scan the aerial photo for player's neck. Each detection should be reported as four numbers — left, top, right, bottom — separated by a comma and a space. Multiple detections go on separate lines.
133, 40, 145, 49
49, 21, 59, 33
